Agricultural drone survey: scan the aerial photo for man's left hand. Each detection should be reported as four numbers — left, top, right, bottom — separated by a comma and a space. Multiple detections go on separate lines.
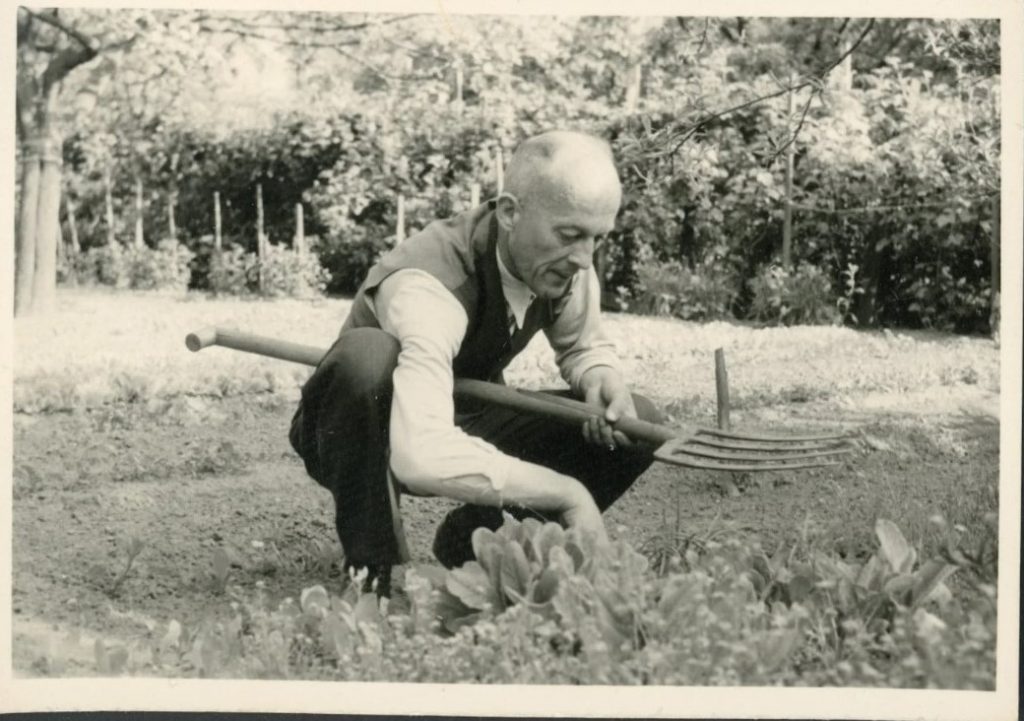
579, 366, 637, 450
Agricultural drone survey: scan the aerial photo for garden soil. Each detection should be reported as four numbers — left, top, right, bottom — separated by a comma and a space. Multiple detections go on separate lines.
11, 384, 1000, 676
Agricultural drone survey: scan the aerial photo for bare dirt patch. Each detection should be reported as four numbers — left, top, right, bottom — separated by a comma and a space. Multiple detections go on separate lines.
12, 389, 998, 674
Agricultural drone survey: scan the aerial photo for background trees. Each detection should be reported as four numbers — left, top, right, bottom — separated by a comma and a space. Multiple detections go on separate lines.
16, 10, 1002, 333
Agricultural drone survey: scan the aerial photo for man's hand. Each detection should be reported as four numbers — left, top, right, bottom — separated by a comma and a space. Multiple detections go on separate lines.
579, 366, 637, 450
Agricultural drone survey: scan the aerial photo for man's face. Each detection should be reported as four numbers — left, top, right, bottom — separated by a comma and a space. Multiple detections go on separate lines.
504, 185, 621, 300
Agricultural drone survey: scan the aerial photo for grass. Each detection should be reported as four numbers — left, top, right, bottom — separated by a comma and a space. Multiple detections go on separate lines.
14, 287, 1000, 416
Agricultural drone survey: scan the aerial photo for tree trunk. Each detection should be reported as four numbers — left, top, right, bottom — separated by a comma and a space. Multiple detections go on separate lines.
256, 183, 265, 292
167, 190, 177, 240
134, 175, 145, 248
32, 137, 62, 313
15, 137, 42, 316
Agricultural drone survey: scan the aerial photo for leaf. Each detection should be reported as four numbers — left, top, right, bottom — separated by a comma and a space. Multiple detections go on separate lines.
300, 584, 330, 615
321, 613, 356, 658
910, 560, 957, 609
107, 645, 129, 674
875, 519, 916, 573
94, 639, 109, 673
532, 567, 561, 604
500, 540, 532, 601
532, 522, 566, 565
353, 593, 381, 627
760, 629, 801, 672
444, 561, 497, 610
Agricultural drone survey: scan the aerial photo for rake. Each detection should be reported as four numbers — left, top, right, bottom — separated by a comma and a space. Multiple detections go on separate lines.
185, 327, 855, 473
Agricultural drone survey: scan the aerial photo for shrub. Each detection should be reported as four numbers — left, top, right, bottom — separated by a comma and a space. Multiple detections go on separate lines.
125, 239, 194, 291
313, 226, 391, 296
258, 244, 330, 298
66, 240, 192, 291
630, 259, 738, 321
207, 246, 256, 295
748, 262, 840, 326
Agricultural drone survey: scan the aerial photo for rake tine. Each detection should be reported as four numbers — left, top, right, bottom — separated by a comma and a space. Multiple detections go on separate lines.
656, 455, 844, 472
673, 444, 852, 463
686, 436, 851, 453
694, 426, 853, 443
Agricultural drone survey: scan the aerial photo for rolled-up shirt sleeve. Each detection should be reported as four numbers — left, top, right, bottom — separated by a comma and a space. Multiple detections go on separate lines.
372, 269, 520, 496
545, 267, 621, 394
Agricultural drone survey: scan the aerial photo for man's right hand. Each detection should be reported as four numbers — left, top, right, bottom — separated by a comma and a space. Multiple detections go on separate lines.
560, 484, 609, 547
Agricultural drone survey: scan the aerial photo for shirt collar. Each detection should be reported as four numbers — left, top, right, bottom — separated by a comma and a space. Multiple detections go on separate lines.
495, 244, 535, 328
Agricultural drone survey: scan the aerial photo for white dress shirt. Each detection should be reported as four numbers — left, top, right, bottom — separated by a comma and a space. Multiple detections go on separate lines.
367, 251, 620, 498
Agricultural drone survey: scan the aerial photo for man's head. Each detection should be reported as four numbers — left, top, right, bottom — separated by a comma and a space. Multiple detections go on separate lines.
495, 130, 622, 300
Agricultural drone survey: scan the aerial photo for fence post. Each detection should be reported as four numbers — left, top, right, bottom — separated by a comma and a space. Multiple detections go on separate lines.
781, 74, 795, 268
454, 58, 464, 115
396, 194, 406, 244
470, 182, 481, 209
213, 191, 222, 251
104, 167, 115, 246
66, 196, 80, 255
624, 61, 642, 112
495, 146, 504, 194
167, 191, 177, 240
134, 176, 145, 248
256, 183, 265, 292
295, 202, 305, 255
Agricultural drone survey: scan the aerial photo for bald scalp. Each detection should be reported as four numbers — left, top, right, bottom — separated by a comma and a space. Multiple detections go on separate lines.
503, 130, 621, 212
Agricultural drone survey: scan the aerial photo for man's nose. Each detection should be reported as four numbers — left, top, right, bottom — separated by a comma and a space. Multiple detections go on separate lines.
567, 238, 594, 270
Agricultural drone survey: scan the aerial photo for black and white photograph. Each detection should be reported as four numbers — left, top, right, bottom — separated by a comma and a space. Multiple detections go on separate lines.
3, 0, 1021, 717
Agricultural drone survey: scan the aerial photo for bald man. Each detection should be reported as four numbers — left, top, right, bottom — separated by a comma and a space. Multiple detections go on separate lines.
289, 130, 663, 595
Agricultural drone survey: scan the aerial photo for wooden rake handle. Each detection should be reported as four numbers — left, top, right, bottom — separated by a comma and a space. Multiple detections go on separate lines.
185, 326, 674, 446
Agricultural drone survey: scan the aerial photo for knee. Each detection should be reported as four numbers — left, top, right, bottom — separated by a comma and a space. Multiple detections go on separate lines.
315, 328, 401, 398
631, 393, 665, 425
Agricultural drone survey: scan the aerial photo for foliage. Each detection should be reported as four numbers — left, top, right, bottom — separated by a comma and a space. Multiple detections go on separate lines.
81, 516, 995, 688
68, 240, 194, 291
748, 263, 840, 326
630, 258, 739, 321
259, 245, 330, 299
206, 246, 255, 296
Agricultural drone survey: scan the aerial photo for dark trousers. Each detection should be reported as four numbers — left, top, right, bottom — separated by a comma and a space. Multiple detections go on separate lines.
289, 327, 662, 573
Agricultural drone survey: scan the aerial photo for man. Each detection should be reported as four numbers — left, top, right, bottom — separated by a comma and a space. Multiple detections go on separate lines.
289, 130, 663, 595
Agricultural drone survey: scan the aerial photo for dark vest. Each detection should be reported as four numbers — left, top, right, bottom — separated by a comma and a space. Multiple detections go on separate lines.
342, 203, 566, 385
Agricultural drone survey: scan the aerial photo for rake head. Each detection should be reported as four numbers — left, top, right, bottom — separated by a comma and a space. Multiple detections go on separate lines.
653, 426, 855, 472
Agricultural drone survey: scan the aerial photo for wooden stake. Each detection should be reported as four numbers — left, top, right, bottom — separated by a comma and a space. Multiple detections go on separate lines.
396, 194, 406, 244
495, 147, 504, 194
782, 76, 795, 268
167, 191, 177, 240
625, 61, 642, 112
714, 348, 731, 431
454, 60, 464, 115
104, 167, 115, 246
66, 196, 80, 254
470, 182, 481, 208
134, 176, 145, 248
295, 203, 305, 255
213, 191, 222, 251
256, 183, 265, 291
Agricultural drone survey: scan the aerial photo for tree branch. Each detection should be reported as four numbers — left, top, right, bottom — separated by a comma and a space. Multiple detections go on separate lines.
662, 18, 875, 156
22, 7, 98, 53
765, 86, 817, 164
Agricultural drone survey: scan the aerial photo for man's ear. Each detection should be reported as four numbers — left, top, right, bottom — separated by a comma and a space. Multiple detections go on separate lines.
494, 193, 520, 233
